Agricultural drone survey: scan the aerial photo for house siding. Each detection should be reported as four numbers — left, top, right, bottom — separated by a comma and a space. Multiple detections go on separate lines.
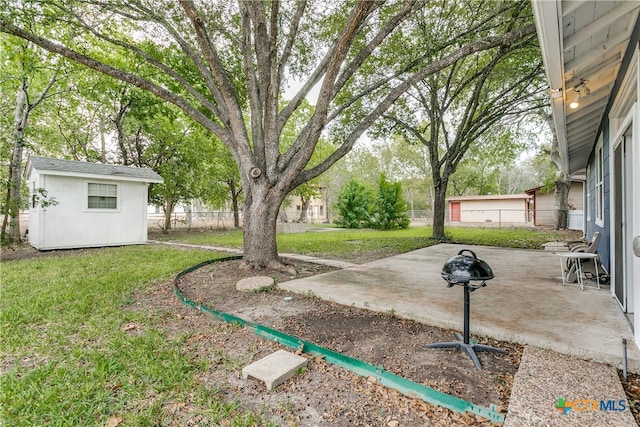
586, 127, 611, 271
533, 2, 640, 348
602, 125, 611, 271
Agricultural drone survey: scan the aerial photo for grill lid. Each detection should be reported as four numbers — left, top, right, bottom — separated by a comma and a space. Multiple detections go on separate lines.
441, 249, 494, 284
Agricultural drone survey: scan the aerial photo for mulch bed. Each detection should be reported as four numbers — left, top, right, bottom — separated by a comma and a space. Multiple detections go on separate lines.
172, 257, 523, 425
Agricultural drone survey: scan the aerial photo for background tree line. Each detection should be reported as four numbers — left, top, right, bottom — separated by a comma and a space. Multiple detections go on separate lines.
1, 0, 560, 270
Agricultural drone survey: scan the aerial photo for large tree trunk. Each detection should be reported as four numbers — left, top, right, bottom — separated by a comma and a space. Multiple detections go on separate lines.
242, 183, 293, 272
162, 199, 175, 233
2, 83, 29, 244
544, 112, 571, 230
554, 176, 570, 230
431, 178, 448, 240
298, 196, 309, 223
228, 179, 241, 228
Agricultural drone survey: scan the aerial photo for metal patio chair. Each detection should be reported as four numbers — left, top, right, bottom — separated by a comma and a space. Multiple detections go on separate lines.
562, 231, 609, 286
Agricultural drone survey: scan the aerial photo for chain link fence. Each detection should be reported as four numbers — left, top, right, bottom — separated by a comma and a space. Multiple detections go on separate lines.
148, 208, 584, 230
17, 207, 582, 236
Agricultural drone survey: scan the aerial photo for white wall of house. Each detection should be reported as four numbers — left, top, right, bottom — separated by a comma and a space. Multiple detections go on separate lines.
28, 174, 151, 250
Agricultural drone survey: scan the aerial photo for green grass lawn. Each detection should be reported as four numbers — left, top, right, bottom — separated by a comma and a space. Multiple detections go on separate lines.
151, 225, 581, 261
1, 245, 270, 426
2, 226, 579, 425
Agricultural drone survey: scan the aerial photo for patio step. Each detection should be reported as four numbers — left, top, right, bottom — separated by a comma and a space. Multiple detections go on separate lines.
543, 241, 569, 251
505, 346, 635, 426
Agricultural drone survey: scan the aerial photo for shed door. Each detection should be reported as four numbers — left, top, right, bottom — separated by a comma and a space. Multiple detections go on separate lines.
450, 202, 461, 222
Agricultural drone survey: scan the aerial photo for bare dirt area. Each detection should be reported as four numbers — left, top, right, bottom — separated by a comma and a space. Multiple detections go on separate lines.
0, 243, 103, 261
170, 257, 523, 426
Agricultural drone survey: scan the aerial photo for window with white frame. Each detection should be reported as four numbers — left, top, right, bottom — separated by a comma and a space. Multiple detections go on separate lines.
88, 183, 117, 209
595, 144, 604, 223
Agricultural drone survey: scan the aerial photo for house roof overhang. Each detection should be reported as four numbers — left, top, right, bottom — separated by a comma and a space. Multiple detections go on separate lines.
532, 0, 640, 177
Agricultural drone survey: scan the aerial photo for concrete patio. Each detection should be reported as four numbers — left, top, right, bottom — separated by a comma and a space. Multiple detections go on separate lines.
158, 240, 638, 424
279, 243, 640, 372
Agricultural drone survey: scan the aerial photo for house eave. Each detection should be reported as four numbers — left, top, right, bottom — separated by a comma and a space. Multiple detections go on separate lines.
532, 0, 570, 177
532, 0, 640, 176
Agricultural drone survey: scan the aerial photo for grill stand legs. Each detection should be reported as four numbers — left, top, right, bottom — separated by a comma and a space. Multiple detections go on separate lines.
426, 283, 505, 369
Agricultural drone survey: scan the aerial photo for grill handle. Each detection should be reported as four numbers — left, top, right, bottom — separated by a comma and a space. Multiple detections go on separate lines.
457, 249, 478, 259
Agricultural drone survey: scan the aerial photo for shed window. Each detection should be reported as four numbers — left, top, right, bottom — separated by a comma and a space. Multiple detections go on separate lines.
88, 183, 117, 209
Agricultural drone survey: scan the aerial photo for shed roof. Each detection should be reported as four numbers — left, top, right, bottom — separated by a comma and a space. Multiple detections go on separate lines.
446, 194, 532, 202
26, 156, 163, 183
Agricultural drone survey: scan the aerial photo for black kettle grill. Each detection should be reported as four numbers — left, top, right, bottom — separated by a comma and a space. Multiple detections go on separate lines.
427, 249, 505, 369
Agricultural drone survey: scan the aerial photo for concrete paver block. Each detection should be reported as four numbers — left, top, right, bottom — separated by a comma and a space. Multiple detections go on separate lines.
242, 350, 308, 390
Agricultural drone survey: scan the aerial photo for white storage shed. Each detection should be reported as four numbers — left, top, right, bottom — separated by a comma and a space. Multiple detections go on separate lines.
25, 156, 163, 250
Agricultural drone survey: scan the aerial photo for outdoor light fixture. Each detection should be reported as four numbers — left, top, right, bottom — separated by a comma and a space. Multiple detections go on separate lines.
549, 88, 563, 99
569, 81, 590, 109
569, 95, 580, 109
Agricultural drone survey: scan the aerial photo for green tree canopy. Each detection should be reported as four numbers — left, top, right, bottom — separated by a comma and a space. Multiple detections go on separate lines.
334, 179, 373, 229
371, 173, 409, 230
380, 0, 545, 239
1, 0, 536, 267
0, 36, 72, 243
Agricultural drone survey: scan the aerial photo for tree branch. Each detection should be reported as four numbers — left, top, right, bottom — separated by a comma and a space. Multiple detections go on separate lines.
277, 0, 307, 84
0, 18, 231, 143
293, 22, 537, 187
179, 0, 254, 168
278, 1, 379, 180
